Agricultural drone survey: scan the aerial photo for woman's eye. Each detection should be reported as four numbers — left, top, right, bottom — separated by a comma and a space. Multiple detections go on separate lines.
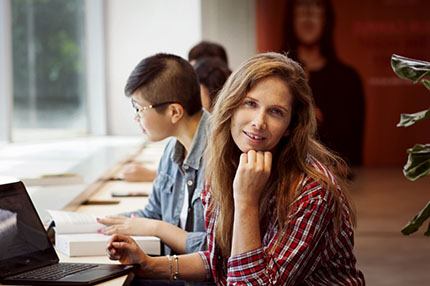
271, 108, 283, 116
244, 100, 256, 107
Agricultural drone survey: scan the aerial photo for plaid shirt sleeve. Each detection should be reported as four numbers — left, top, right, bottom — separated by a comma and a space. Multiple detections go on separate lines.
226, 180, 335, 285
198, 250, 213, 281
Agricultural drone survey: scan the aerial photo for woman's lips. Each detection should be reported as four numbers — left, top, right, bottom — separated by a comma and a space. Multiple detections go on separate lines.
243, 130, 265, 141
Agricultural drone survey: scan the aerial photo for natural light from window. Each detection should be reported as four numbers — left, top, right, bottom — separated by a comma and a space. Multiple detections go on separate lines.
11, 0, 88, 141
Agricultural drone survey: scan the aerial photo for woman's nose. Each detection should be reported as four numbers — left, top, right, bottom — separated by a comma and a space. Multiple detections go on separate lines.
251, 111, 267, 129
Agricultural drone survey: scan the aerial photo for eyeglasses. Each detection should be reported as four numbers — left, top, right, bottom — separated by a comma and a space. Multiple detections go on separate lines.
131, 99, 177, 119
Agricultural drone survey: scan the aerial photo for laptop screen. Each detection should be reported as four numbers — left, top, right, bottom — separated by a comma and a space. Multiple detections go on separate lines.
0, 181, 58, 277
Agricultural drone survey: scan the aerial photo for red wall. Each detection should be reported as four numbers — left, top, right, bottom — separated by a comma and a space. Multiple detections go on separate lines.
256, 0, 430, 166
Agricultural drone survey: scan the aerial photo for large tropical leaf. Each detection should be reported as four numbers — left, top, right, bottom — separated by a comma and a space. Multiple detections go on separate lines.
397, 109, 430, 127
423, 79, 430, 91
403, 144, 430, 181
401, 201, 430, 236
391, 54, 430, 84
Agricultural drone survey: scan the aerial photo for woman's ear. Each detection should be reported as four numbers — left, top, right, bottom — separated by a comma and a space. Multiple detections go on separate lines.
168, 103, 184, 124
283, 129, 290, 137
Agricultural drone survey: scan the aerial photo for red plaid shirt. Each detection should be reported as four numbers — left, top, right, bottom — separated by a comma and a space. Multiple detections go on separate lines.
198, 158, 365, 285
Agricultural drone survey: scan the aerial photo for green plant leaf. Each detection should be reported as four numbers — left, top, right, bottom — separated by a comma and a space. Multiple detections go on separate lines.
403, 144, 430, 181
391, 54, 430, 84
425, 221, 430, 236
397, 109, 430, 127
402, 201, 430, 235
423, 79, 430, 91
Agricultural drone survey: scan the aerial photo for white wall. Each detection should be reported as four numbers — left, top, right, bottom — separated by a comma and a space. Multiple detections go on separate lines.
201, 0, 256, 70
105, 0, 256, 136
105, 0, 202, 135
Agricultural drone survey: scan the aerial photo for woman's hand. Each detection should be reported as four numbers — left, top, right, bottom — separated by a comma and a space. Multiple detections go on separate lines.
233, 150, 272, 207
107, 234, 148, 266
97, 214, 158, 236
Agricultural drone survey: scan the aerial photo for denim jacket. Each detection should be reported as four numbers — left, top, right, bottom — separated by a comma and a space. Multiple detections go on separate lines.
124, 110, 209, 255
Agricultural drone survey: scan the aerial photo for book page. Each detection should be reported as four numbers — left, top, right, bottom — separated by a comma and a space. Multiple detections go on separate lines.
48, 210, 105, 234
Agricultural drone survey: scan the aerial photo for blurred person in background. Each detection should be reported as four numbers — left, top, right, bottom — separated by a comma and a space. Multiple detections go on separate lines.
188, 40, 229, 66
284, 0, 365, 167
193, 57, 231, 112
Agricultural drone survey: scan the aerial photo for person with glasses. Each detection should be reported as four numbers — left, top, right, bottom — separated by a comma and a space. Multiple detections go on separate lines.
98, 54, 209, 260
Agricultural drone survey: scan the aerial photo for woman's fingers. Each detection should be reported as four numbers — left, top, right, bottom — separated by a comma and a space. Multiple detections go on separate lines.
97, 215, 127, 225
264, 151, 272, 173
108, 234, 130, 245
107, 234, 147, 265
107, 234, 133, 260
244, 150, 270, 174
239, 152, 248, 166
247, 150, 256, 166
99, 225, 117, 235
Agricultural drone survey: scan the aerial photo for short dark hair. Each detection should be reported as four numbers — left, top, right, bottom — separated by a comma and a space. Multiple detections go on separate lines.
188, 41, 228, 65
193, 57, 231, 109
124, 53, 201, 116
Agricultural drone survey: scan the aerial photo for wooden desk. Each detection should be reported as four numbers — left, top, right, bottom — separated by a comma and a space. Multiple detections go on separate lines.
58, 140, 166, 286
0, 140, 166, 286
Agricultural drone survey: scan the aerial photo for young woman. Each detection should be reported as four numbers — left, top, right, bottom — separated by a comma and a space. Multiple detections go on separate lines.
107, 52, 365, 285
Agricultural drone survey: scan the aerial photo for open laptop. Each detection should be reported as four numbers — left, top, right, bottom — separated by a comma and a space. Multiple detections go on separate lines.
0, 180, 135, 285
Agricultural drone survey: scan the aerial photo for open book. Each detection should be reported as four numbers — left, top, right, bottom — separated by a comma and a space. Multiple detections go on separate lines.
48, 210, 160, 257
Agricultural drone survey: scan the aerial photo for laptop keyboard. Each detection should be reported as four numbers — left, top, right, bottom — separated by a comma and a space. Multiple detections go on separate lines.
9, 263, 98, 280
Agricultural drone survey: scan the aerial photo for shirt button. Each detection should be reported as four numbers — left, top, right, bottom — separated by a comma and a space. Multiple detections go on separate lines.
187, 180, 193, 186
184, 165, 189, 170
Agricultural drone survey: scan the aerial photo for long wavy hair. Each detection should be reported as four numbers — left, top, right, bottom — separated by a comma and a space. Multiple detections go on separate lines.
204, 52, 354, 257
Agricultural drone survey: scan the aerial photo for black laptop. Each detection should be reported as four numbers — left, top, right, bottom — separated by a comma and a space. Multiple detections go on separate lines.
0, 180, 135, 285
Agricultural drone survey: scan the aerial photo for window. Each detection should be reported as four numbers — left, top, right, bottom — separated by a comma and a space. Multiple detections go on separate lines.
11, 0, 87, 141
0, 0, 105, 142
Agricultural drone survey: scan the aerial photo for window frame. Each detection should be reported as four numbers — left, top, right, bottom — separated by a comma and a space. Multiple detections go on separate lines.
0, 0, 106, 143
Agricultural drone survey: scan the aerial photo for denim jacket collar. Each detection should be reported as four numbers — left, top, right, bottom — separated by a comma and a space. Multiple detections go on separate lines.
171, 109, 209, 171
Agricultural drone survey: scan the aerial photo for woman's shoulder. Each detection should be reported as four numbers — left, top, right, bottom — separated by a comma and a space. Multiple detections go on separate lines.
296, 156, 338, 203
296, 174, 334, 205
307, 155, 337, 185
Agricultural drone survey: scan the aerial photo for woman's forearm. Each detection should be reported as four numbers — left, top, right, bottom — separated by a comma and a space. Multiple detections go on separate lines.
231, 203, 261, 256
153, 220, 188, 254
140, 253, 207, 281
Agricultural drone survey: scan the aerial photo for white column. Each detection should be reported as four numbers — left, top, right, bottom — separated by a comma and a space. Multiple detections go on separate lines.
85, 0, 107, 135
201, 0, 256, 69
0, 0, 13, 143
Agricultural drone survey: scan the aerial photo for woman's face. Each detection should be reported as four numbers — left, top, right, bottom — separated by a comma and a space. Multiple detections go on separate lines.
293, 1, 325, 46
131, 93, 173, 142
230, 76, 293, 153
